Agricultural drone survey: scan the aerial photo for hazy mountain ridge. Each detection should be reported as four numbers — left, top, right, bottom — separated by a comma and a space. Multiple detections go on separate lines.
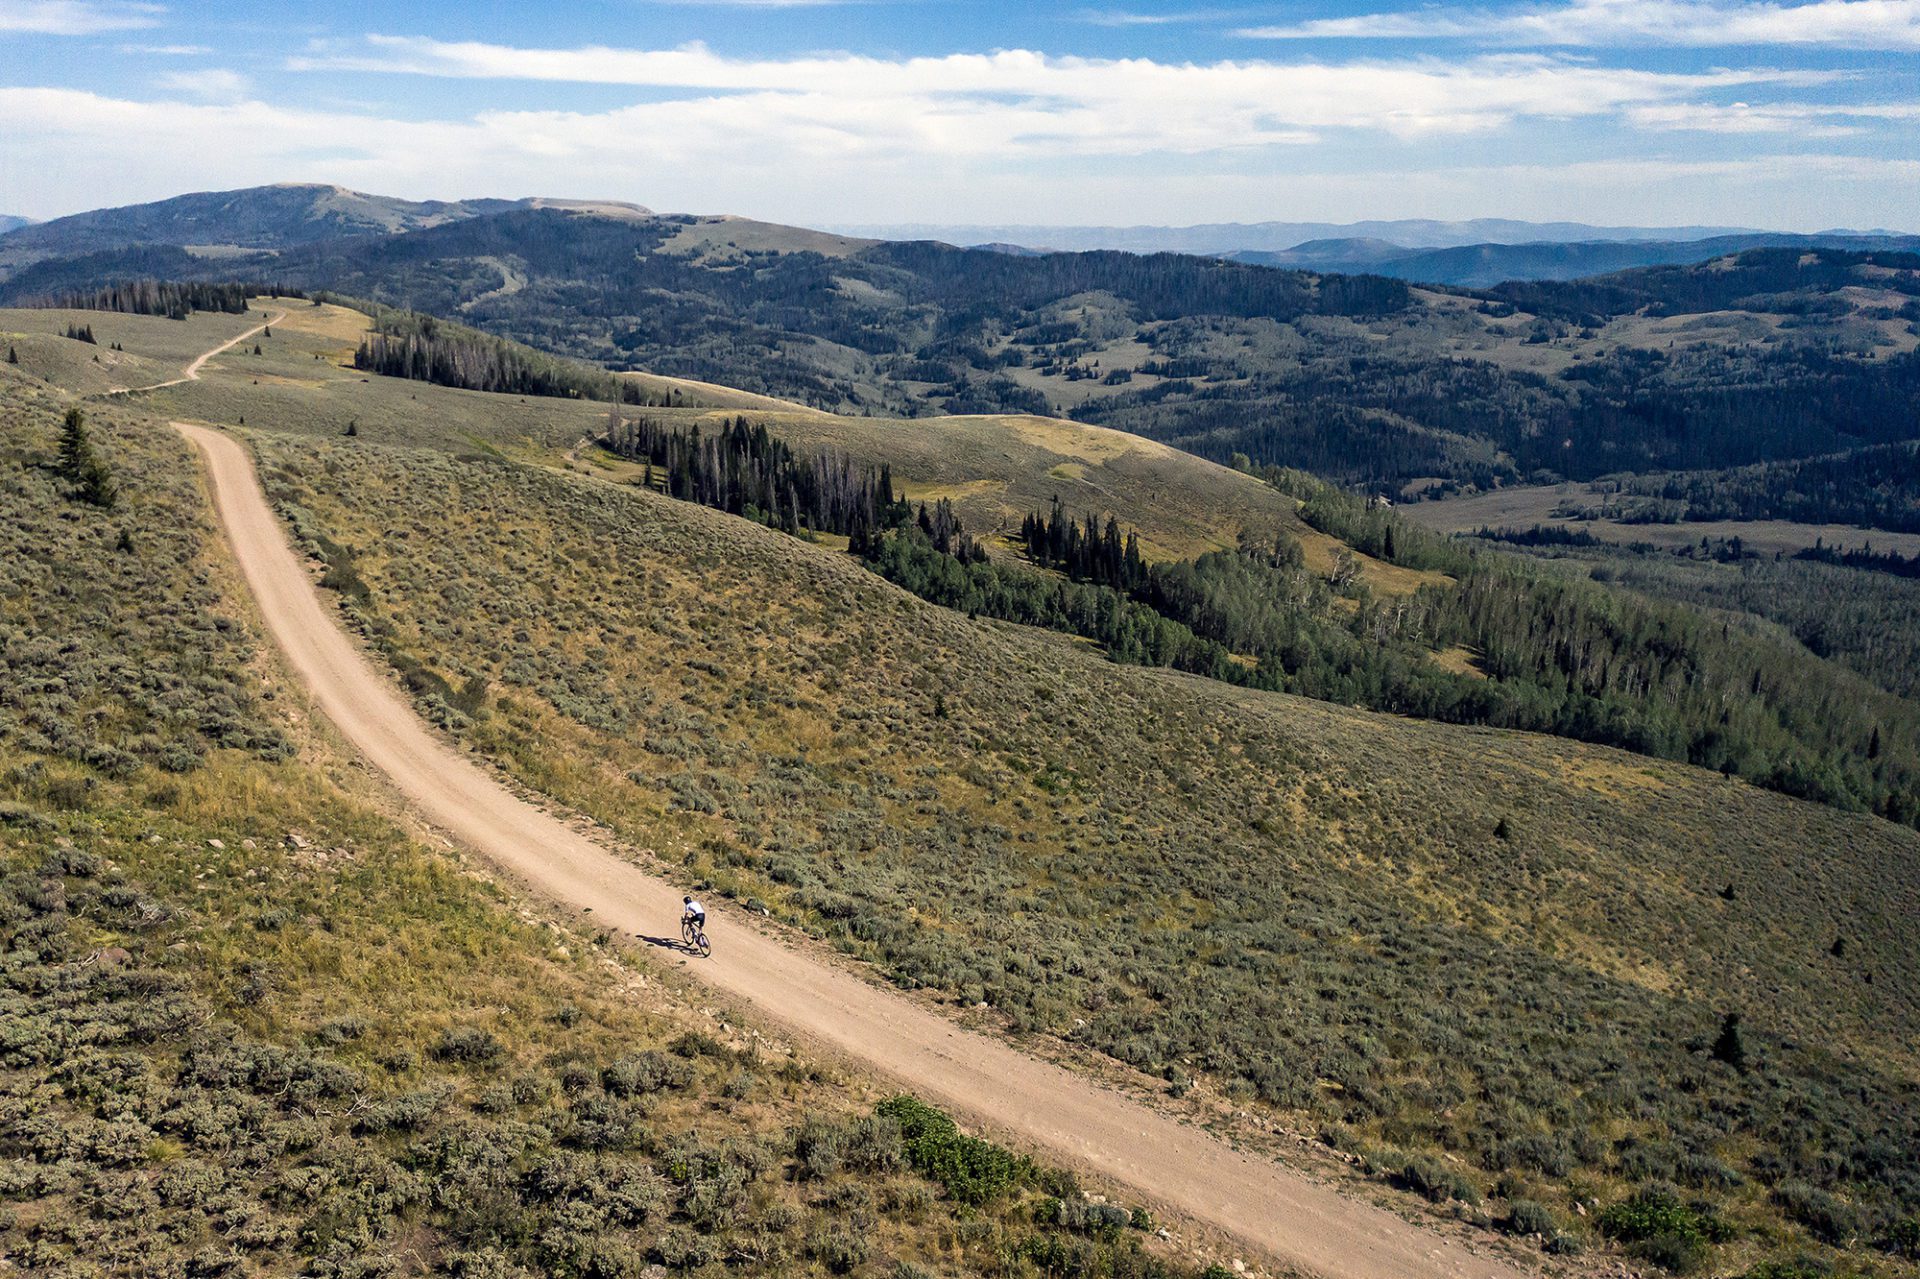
830, 217, 1776, 254
1230, 232, 1920, 286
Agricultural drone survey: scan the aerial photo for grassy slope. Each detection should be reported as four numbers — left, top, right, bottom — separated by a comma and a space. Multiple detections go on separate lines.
70, 299, 1423, 590
0, 376, 1202, 1279
0, 307, 260, 396
20, 301, 1920, 1273
256, 428, 1920, 1274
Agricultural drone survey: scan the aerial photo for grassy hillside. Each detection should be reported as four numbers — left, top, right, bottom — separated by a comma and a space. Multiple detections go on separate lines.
0, 378, 1209, 1279
13, 284, 1920, 1273
43, 298, 1401, 583
253, 423, 1920, 1277
0, 306, 260, 396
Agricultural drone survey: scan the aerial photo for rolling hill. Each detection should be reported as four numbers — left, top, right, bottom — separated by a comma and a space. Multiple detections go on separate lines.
8, 286, 1920, 1278
0, 374, 1216, 1279
828, 217, 1771, 255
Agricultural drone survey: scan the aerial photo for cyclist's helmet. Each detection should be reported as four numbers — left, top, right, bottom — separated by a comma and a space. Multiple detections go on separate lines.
683, 896, 692, 905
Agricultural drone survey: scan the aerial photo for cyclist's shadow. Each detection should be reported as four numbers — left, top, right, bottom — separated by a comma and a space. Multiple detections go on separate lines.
636, 932, 703, 955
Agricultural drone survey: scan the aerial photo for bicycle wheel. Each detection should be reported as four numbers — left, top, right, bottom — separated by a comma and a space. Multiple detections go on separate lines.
693, 929, 712, 958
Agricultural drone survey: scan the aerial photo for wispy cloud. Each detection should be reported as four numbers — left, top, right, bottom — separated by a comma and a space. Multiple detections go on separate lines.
1239, 0, 1920, 49
0, 0, 163, 34
285, 35, 1833, 145
154, 68, 251, 101
120, 42, 211, 55
1626, 98, 1920, 130
1075, 7, 1255, 25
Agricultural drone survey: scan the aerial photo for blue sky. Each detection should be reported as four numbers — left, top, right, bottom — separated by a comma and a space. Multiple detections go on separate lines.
3, 0, 1917, 229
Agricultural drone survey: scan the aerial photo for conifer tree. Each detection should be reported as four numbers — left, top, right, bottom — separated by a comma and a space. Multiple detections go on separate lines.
58, 407, 116, 509
1710, 1012, 1748, 1073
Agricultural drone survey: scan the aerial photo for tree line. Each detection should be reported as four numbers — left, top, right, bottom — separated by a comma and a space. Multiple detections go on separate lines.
34, 280, 264, 318
1606, 443, 1920, 535
994, 486, 1920, 826
350, 306, 682, 405
602, 412, 982, 557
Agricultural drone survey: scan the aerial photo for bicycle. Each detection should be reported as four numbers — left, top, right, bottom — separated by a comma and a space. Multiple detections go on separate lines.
680, 915, 711, 958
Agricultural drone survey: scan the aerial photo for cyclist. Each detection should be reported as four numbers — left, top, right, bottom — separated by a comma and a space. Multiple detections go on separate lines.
682, 895, 706, 937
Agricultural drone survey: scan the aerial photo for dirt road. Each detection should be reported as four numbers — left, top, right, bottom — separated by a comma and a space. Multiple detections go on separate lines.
177, 418, 1529, 1279
106, 309, 285, 395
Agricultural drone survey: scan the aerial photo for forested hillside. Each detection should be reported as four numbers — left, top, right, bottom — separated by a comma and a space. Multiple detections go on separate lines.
10, 204, 1917, 498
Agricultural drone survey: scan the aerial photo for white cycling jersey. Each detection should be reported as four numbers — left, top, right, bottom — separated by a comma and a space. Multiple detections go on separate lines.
684, 900, 705, 917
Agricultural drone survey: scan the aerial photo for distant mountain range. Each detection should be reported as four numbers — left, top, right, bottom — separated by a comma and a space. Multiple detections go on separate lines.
831, 217, 1781, 254
8, 188, 1917, 289
0, 216, 33, 236
841, 218, 1920, 285
1228, 232, 1920, 287
0, 184, 652, 275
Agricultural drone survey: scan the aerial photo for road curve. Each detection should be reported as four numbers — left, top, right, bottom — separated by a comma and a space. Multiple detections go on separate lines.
177, 418, 1530, 1279
105, 309, 285, 395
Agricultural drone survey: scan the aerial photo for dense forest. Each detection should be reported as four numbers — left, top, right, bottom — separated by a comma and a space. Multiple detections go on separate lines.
1587, 443, 1920, 534
1483, 246, 1920, 324
1078, 341, 1920, 487
351, 306, 670, 404
887, 474, 1920, 826
1478, 535, 1920, 701
603, 413, 967, 556
31, 279, 260, 317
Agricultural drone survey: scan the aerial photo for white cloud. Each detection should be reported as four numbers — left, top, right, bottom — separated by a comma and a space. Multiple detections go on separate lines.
153, 68, 251, 101
283, 35, 1833, 144
6, 80, 1914, 231
120, 42, 211, 55
0, 0, 162, 34
1627, 99, 1920, 131
1075, 7, 1253, 25
1239, 0, 1920, 49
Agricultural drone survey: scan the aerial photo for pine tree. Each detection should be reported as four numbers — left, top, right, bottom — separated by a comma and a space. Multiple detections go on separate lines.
58, 406, 91, 478
58, 407, 116, 509
6, 345, 16, 364
1710, 1012, 1748, 1073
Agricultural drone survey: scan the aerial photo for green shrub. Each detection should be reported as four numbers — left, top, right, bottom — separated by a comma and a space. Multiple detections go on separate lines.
1599, 1186, 1730, 1273
875, 1096, 1030, 1206
431, 1028, 504, 1066
1740, 1256, 1834, 1279
807, 1222, 872, 1274
1771, 1180, 1856, 1245
1396, 1156, 1480, 1204
600, 1050, 690, 1096
1503, 1198, 1556, 1236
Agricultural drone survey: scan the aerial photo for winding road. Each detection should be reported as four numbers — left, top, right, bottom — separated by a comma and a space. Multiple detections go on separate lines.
104, 309, 285, 396
174, 408, 1529, 1279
